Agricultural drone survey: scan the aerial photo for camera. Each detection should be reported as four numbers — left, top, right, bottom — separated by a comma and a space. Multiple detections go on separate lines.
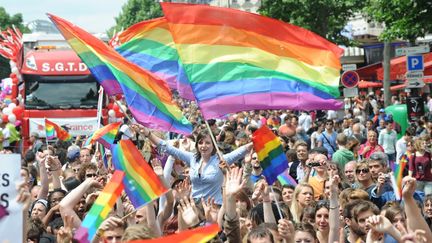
307, 162, 321, 167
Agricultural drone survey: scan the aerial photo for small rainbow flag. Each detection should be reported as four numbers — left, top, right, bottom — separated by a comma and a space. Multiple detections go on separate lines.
277, 168, 298, 186
85, 122, 121, 148
45, 119, 72, 141
161, 3, 343, 119
99, 143, 110, 169
74, 170, 125, 242
116, 17, 195, 100
392, 153, 409, 200
128, 224, 220, 243
111, 140, 169, 208
252, 125, 289, 184
48, 14, 193, 135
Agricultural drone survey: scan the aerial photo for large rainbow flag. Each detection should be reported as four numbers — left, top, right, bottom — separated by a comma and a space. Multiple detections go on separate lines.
128, 224, 220, 243
74, 170, 125, 242
111, 140, 169, 208
48, 14, 193, 135
161, 3, 343, 119
45, 119, 72, 141
252, 125, 288, 184
116, 17, 195, 100
85, 122, 121, 148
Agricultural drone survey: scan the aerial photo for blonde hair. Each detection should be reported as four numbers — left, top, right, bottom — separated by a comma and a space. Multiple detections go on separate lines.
121, 224, 154, 241
290, 183, 314, 223
413, 137, 425, 152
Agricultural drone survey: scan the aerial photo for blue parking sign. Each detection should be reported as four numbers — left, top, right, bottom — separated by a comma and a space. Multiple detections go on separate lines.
407, 55, 424, 71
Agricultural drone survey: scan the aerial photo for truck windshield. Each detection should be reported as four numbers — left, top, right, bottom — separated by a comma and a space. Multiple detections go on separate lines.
24, 74, 99, 109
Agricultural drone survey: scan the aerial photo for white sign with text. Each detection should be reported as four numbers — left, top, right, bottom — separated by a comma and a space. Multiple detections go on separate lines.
0, 154, 23, 243
29, 117, 98, 138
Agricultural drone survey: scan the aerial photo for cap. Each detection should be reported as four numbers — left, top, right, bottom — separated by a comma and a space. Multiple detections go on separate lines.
67, 145, 80, 161
379, 108, 385, 113
30, 132, 39, 138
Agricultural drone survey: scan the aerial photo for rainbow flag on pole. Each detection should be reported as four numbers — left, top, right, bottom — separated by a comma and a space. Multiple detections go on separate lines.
111, 140, 169, 208
391, 153, 409, 200
48, 14, 192, 135
161, 3, 343, 119
116, 17, 195, 100
74, 170, 125, 242
252, 125, 288, 184
45, 119, 72, 141
128, 224, 220, 243
85, 122, 121, 148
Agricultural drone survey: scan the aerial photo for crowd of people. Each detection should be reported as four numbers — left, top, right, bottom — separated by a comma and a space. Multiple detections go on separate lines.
8, 91, 432, 243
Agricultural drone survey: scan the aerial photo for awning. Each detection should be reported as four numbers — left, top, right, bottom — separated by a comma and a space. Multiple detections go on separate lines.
356, 62, 382, 81
377, 52, 432, 80
358, 80, 383, 89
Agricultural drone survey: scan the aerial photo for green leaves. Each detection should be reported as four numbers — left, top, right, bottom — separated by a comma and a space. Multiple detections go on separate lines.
365, 0, 432, 43
112, 0, 163, 33
258, 0, 365, 46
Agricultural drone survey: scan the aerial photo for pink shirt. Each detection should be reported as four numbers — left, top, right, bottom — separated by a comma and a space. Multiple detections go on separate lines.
359, 142, 384, 159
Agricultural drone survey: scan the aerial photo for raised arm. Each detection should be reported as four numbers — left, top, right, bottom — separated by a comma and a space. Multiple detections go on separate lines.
328, 175, 340, 243
59, 178, 102, 229
402, 176, 432, 242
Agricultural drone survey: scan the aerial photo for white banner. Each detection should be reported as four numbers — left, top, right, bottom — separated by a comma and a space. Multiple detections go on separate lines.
0, 154, 23, 243
29, 117, 98, 138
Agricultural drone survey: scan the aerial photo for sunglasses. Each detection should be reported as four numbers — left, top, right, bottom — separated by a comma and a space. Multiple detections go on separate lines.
356, 168, 369, 174
86, 173, 97, 178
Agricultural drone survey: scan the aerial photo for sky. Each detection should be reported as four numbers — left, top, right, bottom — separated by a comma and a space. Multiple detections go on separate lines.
0, 0, 129, 33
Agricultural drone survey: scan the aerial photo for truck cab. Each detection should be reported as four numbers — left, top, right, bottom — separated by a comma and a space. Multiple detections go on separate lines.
19, 33, 105, 149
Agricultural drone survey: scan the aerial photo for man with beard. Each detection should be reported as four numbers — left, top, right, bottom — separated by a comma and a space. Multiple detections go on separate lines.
344, 199, 380, 243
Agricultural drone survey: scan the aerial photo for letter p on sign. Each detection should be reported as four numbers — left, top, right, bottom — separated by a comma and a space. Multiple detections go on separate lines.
407, 55, 424, 71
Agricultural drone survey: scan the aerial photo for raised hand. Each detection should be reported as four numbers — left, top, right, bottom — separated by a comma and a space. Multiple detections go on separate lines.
16, 181, 31, 209
57, 214, 73, 243
178, 197, 200, 227
278, 218, 295, 243
225, 167, 246, 197
98, 216, 123, 232
201, 197, 219, 224
366, 215, 393, 234
402, 176, 417, 199
150, 158, 164, 177
175, 179, 191, 200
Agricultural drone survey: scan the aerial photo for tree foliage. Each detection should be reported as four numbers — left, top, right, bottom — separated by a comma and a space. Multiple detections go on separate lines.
110, 0, 163, 35
364, 0, 432, 43
0, 7, 29, 79
258, 0, 365, 46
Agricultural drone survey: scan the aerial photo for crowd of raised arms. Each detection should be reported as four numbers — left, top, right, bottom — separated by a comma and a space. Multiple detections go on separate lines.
8, 92, 432, 243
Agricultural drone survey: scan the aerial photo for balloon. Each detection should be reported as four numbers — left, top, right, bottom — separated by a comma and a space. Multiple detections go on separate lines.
9, 73, 16, 79
8, 103, 16, 109
7, 114, 16, 123
113, 103, 120, 112
2, 107, 11, 115
108, 109, 116, 118
14, 120, 21, 127
2, 114, 8, 123
107, 103, 113, 110
12, 106, 24, 120
9, 60, 16, 68
115, 110, 123, 118
11, 67, 19, 74
115, 94, 123, 100
385, 105, 408, 139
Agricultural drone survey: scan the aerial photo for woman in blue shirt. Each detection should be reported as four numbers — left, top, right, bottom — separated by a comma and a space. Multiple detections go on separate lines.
141, 127, 253, 205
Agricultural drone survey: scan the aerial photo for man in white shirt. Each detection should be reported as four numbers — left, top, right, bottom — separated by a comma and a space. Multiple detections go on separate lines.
378, 120, 398, 163
395, 128, 413, 163
298, 111, 312, 132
